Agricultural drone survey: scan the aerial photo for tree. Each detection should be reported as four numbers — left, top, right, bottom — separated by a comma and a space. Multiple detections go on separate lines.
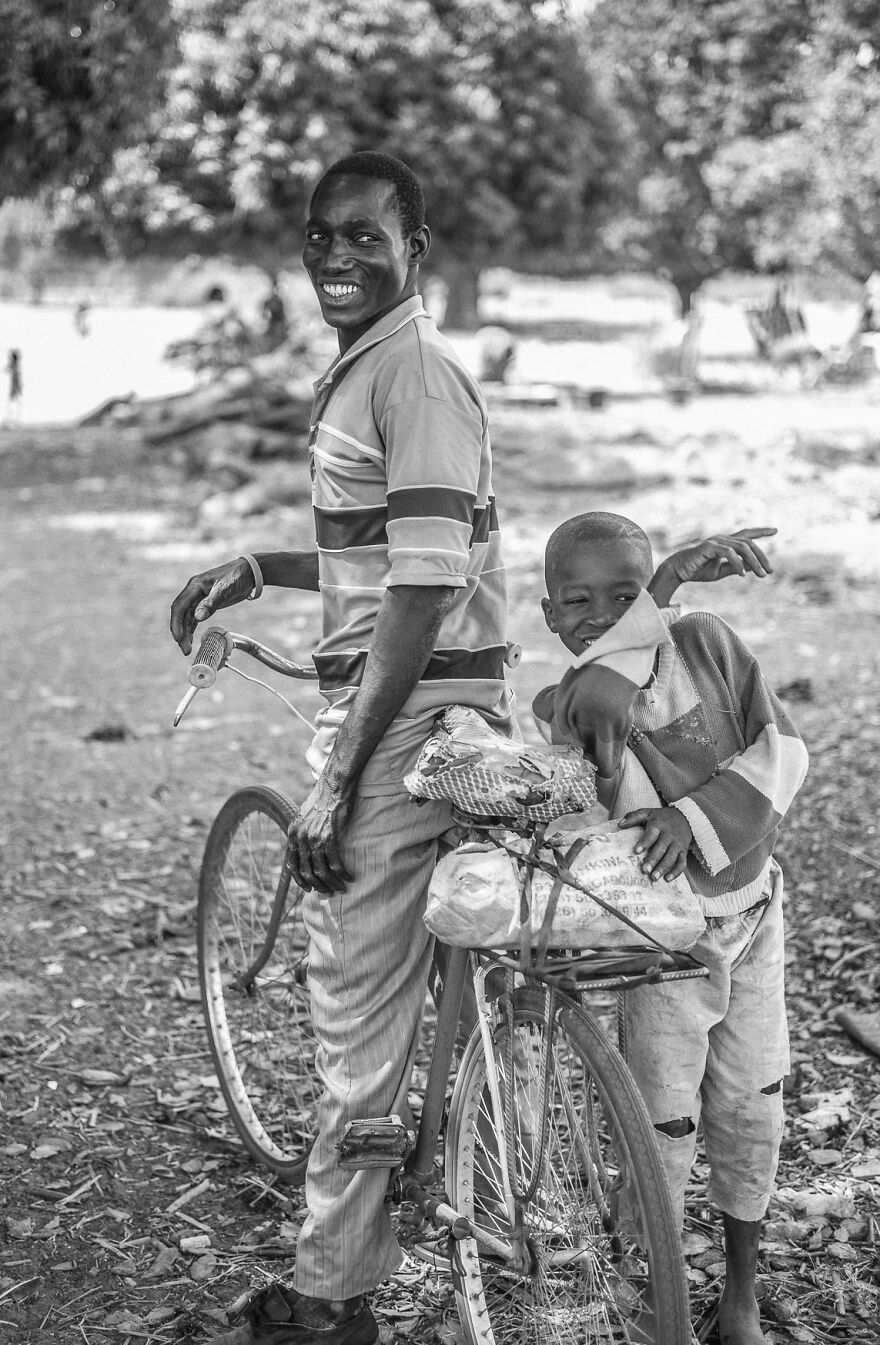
588, 0, 814, 313
708, 3, 880, 282
0, 0, 178, 205
65, 0, 625, 325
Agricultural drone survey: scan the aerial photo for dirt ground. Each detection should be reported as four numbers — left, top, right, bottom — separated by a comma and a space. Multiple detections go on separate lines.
1, 385, 878, 1344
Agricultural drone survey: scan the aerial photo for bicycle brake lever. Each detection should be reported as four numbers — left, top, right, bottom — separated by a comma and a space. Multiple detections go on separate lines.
173, 684, 200, 727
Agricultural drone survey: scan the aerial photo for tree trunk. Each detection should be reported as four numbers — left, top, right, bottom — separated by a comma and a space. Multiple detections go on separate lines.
672, 275, 700, 318
435, 257, 481, 330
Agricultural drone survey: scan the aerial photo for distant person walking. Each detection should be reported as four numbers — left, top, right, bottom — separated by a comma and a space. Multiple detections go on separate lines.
74, 300, 91, 338
261, 276, 288, 346
4, 349, 22, 425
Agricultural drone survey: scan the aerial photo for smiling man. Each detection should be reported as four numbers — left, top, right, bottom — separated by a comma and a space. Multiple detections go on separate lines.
170, 152, 513, 1345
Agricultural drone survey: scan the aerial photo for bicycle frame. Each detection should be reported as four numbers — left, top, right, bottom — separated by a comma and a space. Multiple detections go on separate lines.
401, 943, 528, 1266
178, 626, 705, 1277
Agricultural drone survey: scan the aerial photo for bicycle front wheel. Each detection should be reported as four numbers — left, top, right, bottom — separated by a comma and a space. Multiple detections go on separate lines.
446, 985, 689, 1344
198, 786, 319, 1182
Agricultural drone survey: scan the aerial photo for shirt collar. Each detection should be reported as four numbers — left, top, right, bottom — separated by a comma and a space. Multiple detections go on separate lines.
312, 295, 428, 393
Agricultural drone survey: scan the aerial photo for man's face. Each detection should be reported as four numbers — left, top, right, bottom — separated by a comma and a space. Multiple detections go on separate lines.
302, 175, 428, 352
542, 539, 653, 656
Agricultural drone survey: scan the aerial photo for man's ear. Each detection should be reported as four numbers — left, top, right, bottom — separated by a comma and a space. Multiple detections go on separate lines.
541, 596, 558, 633
409, 225, 431, 266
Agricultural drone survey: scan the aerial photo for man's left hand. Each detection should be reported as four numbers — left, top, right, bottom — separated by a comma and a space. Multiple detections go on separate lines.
617, 806, 693, 882
288, 777, 356, 895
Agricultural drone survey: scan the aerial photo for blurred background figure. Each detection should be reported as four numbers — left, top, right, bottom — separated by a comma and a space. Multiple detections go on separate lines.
644, 295, 704, 401
73, 299, 91, 337
476, 323, 517, 383
261, 275, 288, 348
422, 274, 450, 327
859, 272, 880, 334
4, 348, 22, 424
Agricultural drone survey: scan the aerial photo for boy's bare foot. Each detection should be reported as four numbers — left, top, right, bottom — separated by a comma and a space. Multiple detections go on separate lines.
718, 1213, 765, 1344
718, 1288, 765, 1344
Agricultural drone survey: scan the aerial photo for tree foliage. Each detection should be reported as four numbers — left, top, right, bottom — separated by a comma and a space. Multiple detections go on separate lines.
64, 0, 625, 320
0, 0, 178, 203
588, 0, 815, 311
709, 2, 880, 281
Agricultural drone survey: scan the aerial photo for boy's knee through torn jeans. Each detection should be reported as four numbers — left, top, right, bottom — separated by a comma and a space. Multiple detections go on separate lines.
621, 861, 789, 1226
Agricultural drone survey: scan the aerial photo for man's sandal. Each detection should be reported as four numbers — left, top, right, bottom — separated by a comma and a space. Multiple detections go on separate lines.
206, 1283, 378, 1345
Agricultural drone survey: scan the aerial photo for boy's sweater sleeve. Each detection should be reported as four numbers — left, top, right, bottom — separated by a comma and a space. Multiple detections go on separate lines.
669, 627, 809, 875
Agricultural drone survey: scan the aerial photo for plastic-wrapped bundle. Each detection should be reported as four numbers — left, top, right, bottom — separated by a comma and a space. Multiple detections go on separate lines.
424, 819, 706, 952
405, 705, 597, 824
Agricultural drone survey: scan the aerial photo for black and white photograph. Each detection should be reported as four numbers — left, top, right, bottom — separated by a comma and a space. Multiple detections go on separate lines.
1, 3, 878, 1343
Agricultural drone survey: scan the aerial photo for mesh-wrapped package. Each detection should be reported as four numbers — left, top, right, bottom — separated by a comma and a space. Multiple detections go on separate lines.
424, 820, 706, 952
405, 706, 597, 824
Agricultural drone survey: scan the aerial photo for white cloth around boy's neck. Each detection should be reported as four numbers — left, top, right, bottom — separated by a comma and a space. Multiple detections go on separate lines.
570, 588, 672, 687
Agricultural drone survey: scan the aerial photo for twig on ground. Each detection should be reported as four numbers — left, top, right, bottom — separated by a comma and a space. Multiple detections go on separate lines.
827, 840, 880, 871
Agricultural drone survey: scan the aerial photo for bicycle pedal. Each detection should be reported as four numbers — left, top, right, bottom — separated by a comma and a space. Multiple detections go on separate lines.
337, 1115, 415, 1169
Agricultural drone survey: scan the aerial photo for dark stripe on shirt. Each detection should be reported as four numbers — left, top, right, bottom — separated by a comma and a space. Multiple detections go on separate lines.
471, 497, 499, 546
314, 505, 388, 550
313, 644, 507, 691
387, 486, 476, 523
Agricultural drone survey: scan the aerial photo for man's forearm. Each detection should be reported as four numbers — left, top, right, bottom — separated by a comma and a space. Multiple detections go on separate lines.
323, 584, 456, 793
254, 550, 320, 591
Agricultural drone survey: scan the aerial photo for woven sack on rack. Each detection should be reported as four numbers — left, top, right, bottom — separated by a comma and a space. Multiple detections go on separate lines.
424, 820, 706, 952
404, 705, 597, 825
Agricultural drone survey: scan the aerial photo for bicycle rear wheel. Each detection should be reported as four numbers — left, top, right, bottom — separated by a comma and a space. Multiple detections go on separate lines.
446, 985, 689, 1344
198, 786, 319, 1182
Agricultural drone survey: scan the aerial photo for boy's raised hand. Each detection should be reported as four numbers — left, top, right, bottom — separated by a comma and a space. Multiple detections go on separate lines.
618, 806, 693, 882
656, 527, 777, 589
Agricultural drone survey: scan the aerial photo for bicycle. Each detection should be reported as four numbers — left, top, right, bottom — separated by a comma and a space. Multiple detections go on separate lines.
174, 626, 708, 1344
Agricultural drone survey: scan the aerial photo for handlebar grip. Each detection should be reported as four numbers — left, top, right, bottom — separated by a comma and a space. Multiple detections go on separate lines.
189, 627, 231, 688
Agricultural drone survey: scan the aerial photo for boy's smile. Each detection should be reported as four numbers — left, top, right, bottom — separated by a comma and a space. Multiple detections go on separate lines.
542, 540, 653, 656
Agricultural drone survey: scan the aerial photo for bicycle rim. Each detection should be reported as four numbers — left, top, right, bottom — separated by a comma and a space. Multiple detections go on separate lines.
446, 986, 690, 1344
198, 786, 319, 1182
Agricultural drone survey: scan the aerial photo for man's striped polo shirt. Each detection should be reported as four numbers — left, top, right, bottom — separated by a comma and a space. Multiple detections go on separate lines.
306, 295, 510, 773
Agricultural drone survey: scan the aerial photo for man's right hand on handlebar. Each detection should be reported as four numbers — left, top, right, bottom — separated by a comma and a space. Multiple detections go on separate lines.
170, 558, 255, 656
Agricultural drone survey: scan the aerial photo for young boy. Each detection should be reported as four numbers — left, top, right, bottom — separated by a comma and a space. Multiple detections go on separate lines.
534, 511, 808, 1345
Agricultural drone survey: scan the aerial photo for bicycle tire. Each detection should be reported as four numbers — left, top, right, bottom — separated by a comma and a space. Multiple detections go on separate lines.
198, 786, 319, 1182
446, 985, 690, 1344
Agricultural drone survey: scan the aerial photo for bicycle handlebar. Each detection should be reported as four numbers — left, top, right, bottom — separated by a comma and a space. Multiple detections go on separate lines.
173, 626, 319, 727
174, 627, 521, 727
192, 626, 319, 682
188, 627, 232, 688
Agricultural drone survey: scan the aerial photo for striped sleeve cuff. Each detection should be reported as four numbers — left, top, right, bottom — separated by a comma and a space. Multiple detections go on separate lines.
670, 795, 730, 875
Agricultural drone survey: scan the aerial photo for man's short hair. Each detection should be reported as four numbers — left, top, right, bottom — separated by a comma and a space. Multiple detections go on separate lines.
545, 512, 654, 590
311, 151, 425, 237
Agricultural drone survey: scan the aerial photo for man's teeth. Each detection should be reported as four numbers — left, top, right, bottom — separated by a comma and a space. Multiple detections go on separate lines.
322, 283, 359, 297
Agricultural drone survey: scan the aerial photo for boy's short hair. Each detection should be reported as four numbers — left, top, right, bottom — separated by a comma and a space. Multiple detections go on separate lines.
311, 151, 426, 237
544, 512, 654, 590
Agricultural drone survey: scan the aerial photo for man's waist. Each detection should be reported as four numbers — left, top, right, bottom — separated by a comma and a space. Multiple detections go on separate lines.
313, 643, 508, 692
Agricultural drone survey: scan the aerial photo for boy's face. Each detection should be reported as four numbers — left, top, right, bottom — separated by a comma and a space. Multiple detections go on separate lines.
542, 539, 653, 656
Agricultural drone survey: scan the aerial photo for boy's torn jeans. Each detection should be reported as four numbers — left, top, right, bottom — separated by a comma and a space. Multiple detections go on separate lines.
621, 861, 789, 1226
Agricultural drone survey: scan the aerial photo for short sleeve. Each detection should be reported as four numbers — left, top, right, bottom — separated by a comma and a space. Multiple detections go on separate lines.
381, 394, 484, 587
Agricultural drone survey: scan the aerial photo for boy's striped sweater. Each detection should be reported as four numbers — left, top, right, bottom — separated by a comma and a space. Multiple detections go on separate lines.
620, 611, 808, 915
